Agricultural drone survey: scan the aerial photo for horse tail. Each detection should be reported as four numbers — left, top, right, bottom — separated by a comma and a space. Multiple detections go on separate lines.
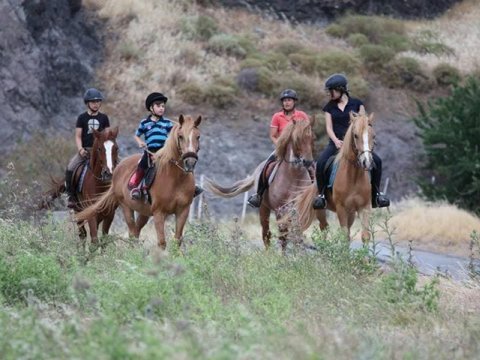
205, 163, 262, 198
293, 183, 318, 231
75, 186, 117, 223
38, 176, 65, 209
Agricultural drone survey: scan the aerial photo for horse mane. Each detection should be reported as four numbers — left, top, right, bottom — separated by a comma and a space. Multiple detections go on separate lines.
275, 119, 310, 160
335, 111, 369, 163
153, 116, 196, 168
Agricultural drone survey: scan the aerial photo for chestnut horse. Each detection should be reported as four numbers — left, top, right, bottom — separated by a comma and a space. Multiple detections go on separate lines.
205, 118, 315, 252
42, 127, 120, 244
75, 115, 201, 249
294, 111, 375, 241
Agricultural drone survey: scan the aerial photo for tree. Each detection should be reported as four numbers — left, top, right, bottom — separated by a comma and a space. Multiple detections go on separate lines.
413, 77, 480, 215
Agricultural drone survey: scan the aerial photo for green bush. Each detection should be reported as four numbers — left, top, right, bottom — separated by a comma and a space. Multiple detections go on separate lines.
0, 254, 68, 304
346, 33, 369, 47
359, 44, 396, 70
118, 41, 140, 61
413, 77, 480, 214
382, 56, 431, 90
180, 15, 219, 41
378, 33, 410, 52
411, 30, 455, 56
207, 34, 248, 58
432, 63, 461, 86
279, 72, 324, 109
272, 40, 306, 56
314, 50, 361, 77
288, 53, 318, 74
348, 75, 370, 100
177, 82, 204, 105
325, 23, 346, 38
204, 82, 237, 108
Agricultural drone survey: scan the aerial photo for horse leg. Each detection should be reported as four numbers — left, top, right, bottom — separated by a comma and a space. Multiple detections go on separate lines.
277, 216, 289, 254
359, 209, 371, 244
135, 214, 150, 239
152, 212, 167, 249
87, 216, 99, 245
174, 207, 190, 249
121, 204, 138, 238
259, 205, 271, 249
336, 206, 351, 241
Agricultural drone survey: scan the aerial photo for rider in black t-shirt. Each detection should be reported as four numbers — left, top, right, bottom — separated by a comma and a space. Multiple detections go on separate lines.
65, 88, 110, 208
312, 74, 390, 210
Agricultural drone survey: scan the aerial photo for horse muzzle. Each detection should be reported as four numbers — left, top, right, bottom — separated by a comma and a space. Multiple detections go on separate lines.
101, 169, 113, 182
302, 159, 314, 168
182, 152, 198, 173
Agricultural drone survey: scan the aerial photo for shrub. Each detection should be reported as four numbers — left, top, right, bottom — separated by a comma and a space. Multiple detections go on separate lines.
288, 53, 318, 74
204, 82, 237, 108
359, 44, 396, 70
378, 33, 410, 52
314, 50, 361, 77
239, 57, 267, 70
325, 23, 346, 38
263, 51, 290, 72
432, 63, 461, 86
207, 33, 248, 58
177, 82, 204, 105
273, 40, 306, 56
382, 57, 428, 89
279, 72, 324, 109
411, 30, 455, 57
333, 15, 405, 44
413, 77, 480, 214
346, 33, 369, 47
118, 41, 140, 61
348, 75, 370, 100
180, 15, 218, 41
236, 66, 278, 97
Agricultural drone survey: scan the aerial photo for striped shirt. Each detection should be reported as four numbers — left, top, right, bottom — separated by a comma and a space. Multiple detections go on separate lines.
135, 116, 173, 152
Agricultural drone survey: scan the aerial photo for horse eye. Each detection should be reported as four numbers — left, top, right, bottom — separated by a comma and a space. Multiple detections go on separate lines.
179, 135, 184, 141
197, 136, 200, 140
354, 134, 358, 139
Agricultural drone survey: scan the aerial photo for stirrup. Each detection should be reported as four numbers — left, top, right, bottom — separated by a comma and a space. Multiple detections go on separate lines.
312, 195, 327, 209
247, 194, 262, 208
373, 192, 390, 208
130, 188, 141, 200
194, 185, 204, 197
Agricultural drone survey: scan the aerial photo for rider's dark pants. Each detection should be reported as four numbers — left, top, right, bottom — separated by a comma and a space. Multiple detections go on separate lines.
315, 142, 383, 194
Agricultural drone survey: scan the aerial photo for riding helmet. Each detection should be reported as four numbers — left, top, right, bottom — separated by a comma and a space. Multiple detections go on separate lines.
324, 73, 348, 91
83, 88, 104, 103
279, 89, 298, 101
145, 92, 168, 111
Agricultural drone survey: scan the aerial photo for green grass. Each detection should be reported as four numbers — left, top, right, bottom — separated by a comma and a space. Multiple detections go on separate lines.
0, 212, 478, 359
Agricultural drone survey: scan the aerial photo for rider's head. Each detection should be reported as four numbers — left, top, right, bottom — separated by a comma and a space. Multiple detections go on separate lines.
145, 92, 168, 118
83, 88, 104, 113
279, 89, 298, 113
325, 73, 348, 102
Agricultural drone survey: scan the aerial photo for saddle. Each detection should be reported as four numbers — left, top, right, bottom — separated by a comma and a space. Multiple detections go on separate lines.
133, 165, 157, 204
260, 158, 280, 188
323, 155, 371, 189
72, 159, 89, 193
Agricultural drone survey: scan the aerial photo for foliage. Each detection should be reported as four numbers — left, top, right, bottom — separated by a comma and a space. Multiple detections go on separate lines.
180, 15, 219, 41
382, 56, 432, 91
278, 72, 324, 109
411, 30, 455, 57
432, 63, 461, 86
207, 34, 253, 58
413, 77, 480, 214
359, 44, 396, 70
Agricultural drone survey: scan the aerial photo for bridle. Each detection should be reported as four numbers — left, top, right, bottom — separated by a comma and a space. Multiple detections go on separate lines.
169, 131, 199, 173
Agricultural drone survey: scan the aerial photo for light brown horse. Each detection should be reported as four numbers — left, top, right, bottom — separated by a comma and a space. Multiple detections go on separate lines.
294, 111, 375, 241
42, 127, 120, 244
206, 118, 315, 252
75, 115, 201, 249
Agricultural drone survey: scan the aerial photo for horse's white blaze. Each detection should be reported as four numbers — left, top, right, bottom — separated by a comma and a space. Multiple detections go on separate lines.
187, 132, 195, 152
289, 148, 295, 163
362, 129, 372, 168
104, 140, 114, 173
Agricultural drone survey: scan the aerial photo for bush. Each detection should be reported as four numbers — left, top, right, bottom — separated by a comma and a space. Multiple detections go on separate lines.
348, 75, 370, 100
279, 72, 324, 109
413, 77, 480, 214
180, 15, 218, 41
382, 57, 431, 90
207, 34, 248, 58
359, 44, 396, 70
378, 33, 410, 52
411, 30, 455, 57
314, 50, 361, 77
204, 82, 237, 108
272, 40, 306, 56
346, 33, 369, 47
325, 23, 346, 38
288, 53, 318, 74
236, 66, 278, 96
432, 63, 461, 86
177, 82, 204, 105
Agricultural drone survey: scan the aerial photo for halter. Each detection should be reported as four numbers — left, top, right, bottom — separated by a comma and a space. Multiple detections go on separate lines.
169, 133, 199, 173
350, 124, 373, 169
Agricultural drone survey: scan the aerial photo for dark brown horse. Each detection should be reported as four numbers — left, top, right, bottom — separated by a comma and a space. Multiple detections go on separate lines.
75, 115, 201, 249
42, 127, 120, 244
294, 111, 375, 241
205, 118, 315, 252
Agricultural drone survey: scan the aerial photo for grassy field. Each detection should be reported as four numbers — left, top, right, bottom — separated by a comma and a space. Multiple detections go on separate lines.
0, 209, 479, 359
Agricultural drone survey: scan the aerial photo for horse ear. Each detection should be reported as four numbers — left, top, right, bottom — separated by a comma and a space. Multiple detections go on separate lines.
179, 114, 185, 126
368, 112, 375, 124
194, 115, 202, 127
349, 111, 358, 123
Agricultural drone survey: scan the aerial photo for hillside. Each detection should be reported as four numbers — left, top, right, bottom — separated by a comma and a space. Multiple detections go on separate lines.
1, 0, 480, 216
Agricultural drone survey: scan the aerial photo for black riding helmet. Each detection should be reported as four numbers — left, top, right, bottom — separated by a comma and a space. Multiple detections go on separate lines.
145, 92, 168, 111
325, 74, 348, 92
83, 88, 104, 103
279, 89, 298, 101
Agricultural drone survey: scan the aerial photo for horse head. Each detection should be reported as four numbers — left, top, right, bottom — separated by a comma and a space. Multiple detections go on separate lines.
92, 126, 120, 182
177, 114, 201, 172
276, 117, 315, 169
348, 111, 375, 170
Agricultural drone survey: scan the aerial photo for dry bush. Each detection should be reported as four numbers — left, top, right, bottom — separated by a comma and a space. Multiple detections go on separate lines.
359, 44, 396, 70
348, 76, 370, 100
346, 33, 369, 47
180, 14, 219, 41
288, 52, 318, 75
178, 82, 204, 105
236, 67, 279, 96
432, 63, 461, 86
382, 57, 433, 91
279, 72, 324, 109
272, 40, 306, 56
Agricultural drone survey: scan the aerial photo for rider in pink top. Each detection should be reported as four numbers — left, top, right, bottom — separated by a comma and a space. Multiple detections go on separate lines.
248, 89, 310, 208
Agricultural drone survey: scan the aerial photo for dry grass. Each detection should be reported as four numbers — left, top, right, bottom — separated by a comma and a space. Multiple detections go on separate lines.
404, 0, 480, 73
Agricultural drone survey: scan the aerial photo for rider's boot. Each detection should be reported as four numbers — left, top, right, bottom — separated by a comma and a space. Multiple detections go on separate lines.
247, 179, 266, 208
312, 188, 327, 210
194, 185, 204, 197
128, 167, 145, 200
65, 170, 77, 209
372, 185, 390, 208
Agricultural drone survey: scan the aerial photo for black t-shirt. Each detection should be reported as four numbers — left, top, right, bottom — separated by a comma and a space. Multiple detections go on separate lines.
76, 112, 110, 147
322, 97, 363, 141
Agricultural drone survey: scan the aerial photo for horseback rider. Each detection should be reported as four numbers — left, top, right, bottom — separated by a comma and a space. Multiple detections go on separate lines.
65, 88, 110, 209
128, 92, 203, 200
312, 73, 390, 209
247, 89, 310, 208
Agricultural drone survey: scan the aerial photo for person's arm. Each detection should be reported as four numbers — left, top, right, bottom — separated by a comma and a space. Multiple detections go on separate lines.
134, 134, 146, 148
75, 128, 89, 157
270, 126, 280, 145
325, 112, 343, 149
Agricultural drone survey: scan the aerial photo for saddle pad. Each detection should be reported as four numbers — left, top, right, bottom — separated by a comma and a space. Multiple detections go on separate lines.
267, 162, 280, 186
75, 162, 89, 193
